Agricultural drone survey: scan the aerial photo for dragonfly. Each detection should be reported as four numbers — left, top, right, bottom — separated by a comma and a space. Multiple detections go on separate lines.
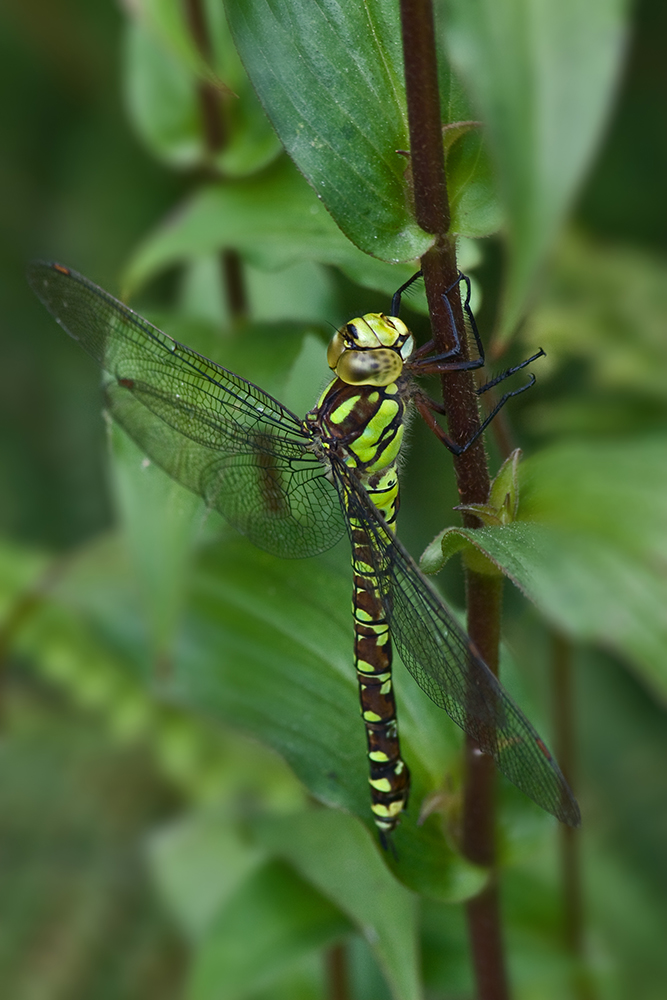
28, 261, 580, 844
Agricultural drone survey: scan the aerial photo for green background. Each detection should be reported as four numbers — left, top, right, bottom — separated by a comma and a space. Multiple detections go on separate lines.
2, 0, 667, 997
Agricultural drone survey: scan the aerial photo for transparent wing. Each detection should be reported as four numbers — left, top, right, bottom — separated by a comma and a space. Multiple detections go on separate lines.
335, 464, 580, 827
28, 261, 344, 558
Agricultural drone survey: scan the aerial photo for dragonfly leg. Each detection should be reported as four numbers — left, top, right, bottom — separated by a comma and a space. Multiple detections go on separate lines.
390, 269, 423, 317
413, 392, 463, 455
414, 359, 542, 455
406, 271, 486, 374
408, 354, 485, 376
477, 349, 546, 395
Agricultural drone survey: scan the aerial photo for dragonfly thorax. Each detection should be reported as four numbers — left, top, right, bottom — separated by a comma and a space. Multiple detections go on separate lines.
327, 313, 414, 387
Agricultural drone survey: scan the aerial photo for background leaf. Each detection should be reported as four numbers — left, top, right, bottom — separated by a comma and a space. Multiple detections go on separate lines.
124, 12, 281, 176
423, 437, 667, 699
224, 0, 431, 261
441, 0, 630, 340
254, 810, 423, 1000
123, 159, 428, 296
188, 859, 352, 1000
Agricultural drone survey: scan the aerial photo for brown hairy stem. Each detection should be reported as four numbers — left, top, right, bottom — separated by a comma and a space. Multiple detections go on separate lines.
399, 1, 508, 997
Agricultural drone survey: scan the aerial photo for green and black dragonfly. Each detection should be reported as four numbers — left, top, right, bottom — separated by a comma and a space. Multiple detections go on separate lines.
28, 261, 580, 842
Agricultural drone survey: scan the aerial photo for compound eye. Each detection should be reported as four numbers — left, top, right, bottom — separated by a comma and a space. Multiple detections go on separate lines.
335, 348, 403, 386
326, 330, 346, 370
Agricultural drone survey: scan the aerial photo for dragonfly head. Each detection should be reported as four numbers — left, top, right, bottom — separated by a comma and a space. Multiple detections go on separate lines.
327, 313, 414, 386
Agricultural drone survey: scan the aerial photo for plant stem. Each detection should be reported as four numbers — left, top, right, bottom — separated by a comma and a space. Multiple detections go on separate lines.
552, 634, 595, 1000
325, 943, 351, 1000
184, 0, 228, 153
399, 2, 508, 997
183, 0, 248, 319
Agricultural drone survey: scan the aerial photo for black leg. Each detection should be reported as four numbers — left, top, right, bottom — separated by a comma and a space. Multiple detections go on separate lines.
477, 349, 546, 395
452, 272, 485, 362
408, 353, 485, 376
409, 271, 485, 369
415, 366, 543, 456
403, 268, 545, 454
390, 270, 423, 317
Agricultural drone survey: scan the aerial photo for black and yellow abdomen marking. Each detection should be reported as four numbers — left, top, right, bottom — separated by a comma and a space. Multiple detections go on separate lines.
31, 266, 580, 853
314, 372, 411, 838
350, 518, 410, 837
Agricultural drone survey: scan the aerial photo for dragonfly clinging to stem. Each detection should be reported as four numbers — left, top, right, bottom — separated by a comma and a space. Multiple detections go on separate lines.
28, 261, 580, 845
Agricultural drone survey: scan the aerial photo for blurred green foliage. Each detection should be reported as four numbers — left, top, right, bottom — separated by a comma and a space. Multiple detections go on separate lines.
2, 0, 667, 997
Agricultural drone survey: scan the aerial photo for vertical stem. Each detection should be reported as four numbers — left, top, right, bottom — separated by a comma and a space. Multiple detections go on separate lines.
553, 635, 595, 1000
325, 943, 351, 1000
183, 0, 248, 319
399, 3, 508, 998
553, 634, 580, 950
464, 572, 509, 1000
184, 0, 228, 153
221, 249, 248, 318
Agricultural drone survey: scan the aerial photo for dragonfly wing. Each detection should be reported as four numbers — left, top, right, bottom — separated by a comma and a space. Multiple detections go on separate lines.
335, 465, 581, 827
29, 261, 344, 558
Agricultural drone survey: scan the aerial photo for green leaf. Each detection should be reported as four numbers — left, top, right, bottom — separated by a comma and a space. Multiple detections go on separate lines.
442, 0, 631, 339
110, 422, 206, 657
188, 859, 352, 1000
423, 437, 667, 699
254, 810, 423, 1000
522, 231, 667, 400
123, 159, 428, 294
455, 449, 522, 527
124, 11, 281, 176
149, 811, 265, 941
124, 20, 202, 170
31, 523, 483, 902
224, 0, 432, 262
160, 537, 485, 901
446, 126, 504, 237
132, 0, 229, 88
488, 447, 521, 519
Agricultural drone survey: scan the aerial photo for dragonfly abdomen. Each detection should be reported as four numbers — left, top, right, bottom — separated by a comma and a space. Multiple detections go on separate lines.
315, 365, 412, 837
351, 520, 410, 838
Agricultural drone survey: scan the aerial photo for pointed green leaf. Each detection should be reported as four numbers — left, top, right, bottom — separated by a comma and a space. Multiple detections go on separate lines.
224, 0, 432, 261
488, 448, 522, 520
124, 160, 428, 295
442, 0, 630, 339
